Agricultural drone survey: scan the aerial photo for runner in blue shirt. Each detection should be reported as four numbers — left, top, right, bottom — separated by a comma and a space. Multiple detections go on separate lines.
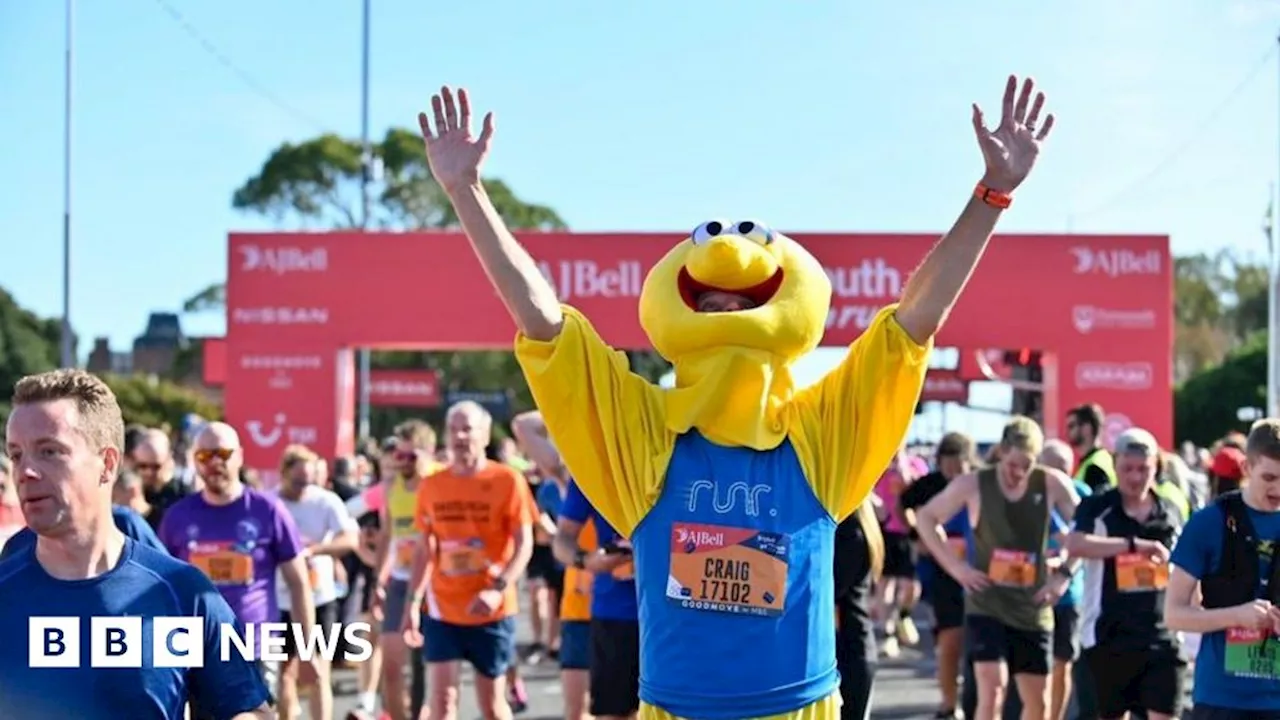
1166, 419, 1280, 718
0, 369, 270, 719
556, 480, 641, 720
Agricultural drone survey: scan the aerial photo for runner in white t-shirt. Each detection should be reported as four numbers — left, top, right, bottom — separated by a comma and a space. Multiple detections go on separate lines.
274, 445, 360, 720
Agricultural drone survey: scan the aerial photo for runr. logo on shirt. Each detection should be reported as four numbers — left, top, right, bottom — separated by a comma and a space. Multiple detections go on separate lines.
686, 480, 774, 517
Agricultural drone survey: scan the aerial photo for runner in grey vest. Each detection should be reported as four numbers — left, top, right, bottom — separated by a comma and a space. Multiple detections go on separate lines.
916, 416, 1082, 720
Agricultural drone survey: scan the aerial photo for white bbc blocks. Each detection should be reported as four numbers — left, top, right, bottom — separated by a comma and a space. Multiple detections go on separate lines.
28, 616, 204, 669
28, 617, 80, 668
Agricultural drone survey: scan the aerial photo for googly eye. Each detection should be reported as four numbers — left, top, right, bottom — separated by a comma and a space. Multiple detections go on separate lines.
691, 220, 728, 245
733, 220, 775, 245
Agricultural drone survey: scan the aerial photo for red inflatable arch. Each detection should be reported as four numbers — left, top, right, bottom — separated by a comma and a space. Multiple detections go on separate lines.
224, 231, 1171, 478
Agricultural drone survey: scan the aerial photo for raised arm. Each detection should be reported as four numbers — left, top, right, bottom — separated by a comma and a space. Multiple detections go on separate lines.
420, 87, 669, 536
418, 86, 563, 341
1044, 467, 1080, 523
894, 75, 1055, 343
511, 411, 562, 475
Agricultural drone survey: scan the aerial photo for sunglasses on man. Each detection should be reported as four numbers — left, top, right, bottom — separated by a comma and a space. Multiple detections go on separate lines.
194, 448, 237, 464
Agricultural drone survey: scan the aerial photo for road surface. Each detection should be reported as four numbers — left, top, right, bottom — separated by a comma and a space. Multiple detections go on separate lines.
326, 619, 948, 720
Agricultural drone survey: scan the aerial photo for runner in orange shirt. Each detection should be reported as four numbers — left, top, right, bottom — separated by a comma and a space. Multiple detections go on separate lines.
406, 400, 535, 720
558, 511, 597, 720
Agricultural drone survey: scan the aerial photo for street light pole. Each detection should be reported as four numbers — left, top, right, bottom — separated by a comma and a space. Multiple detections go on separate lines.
1269, 31, 1280, 419
356, 0, 373, 440
60, 0, 74, 368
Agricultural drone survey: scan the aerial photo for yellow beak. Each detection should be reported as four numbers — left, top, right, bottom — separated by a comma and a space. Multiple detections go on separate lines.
684, 236, 780, 290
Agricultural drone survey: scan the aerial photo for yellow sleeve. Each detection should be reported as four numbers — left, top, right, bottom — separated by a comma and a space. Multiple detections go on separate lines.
514, 306, 673, 537
788, 304, 931, 522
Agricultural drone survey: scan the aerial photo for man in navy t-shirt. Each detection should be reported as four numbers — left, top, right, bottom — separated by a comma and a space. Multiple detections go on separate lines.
0, 503, 166, 560
1166, 419, 1280, 717
556, 480, 641, 720
0, 369, 270, 719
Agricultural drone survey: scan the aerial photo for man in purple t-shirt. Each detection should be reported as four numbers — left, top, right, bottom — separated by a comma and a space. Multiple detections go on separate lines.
159, 422, 314, 711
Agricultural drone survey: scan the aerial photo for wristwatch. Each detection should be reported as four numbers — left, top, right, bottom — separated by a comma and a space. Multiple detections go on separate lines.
491, 576, 508, 592
1055, 564, 1074, 580
1128, 536, 1138, 553
573, 549, 587, 570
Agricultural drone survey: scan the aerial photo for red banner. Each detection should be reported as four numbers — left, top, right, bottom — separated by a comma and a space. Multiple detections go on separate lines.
369, 370, 442, 408
223, 231, 1172, 469
202, 337, 227, 386
921, 371, 970, 404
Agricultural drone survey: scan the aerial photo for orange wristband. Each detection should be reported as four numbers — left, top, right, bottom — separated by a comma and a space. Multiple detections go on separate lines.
975, 183, 1012, 209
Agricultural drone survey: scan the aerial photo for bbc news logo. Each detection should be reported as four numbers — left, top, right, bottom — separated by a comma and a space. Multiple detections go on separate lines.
28, 617, 374, 668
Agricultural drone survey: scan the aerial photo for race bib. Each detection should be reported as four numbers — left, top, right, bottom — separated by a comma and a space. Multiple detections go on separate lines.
666, 522, 788, 617
1114, 552, 1168, 592
394, 538, 418, 571
987, 549, 1035, 588
946, 537, 967, 562
1225, 628, 1280, 679
189, 542, 254, 586
306, 558, 320, 589
440, 538, 487, 577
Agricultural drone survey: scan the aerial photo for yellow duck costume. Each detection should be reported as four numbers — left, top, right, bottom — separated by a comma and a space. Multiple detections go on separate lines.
516, 219, 930, 720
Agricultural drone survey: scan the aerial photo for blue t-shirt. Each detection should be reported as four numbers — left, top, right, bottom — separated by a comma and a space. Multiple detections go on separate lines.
560, 480, 638, 621
1, 505, 166, 562
1054, 479, 1093, 608
1170, 502, 1280, 711
536, 481, 564, 522
0, 538, 270, 719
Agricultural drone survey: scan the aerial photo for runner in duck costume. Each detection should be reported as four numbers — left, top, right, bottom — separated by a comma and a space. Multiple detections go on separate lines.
418, 75, 1055, 720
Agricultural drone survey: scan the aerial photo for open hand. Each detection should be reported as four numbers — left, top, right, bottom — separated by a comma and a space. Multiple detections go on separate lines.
953, 564, 992, 593
1034, 574, 1070, 606
417, 86, 495, 194
972, 75, 1055, 193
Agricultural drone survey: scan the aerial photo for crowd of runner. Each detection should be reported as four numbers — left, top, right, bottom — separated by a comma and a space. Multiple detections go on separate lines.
3, 374, 1279, 720
8, 76, 1280, 720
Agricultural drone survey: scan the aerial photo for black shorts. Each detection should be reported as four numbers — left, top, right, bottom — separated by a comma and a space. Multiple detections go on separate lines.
882, 531, 916, 579
589, 619, 640, 717
1052, 605, 1080, 662
527, 544, 557, 581
966, 614, 1052, 676
280, 601, 341, 660
929, 562, 965, 631
1084, 645, 1184, 718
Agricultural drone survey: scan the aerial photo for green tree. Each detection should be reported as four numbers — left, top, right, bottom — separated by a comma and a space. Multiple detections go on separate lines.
1174, 332, 1266, 446
1171, 250, 1267, 382
102, 373, 223, 430
0, 286, 65, 423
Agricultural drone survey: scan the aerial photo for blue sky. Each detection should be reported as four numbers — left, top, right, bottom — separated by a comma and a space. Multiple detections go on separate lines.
3, 0, 1280, 441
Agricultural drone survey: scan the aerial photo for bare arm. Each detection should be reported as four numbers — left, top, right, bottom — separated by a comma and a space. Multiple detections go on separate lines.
408, 532, 437, 611
916, 474, 978, 578
280, 556, 316, 643
420, 87, 563, 341
1046, 468, 1080, 524
512, 411, 563, 474
537, 511, 558, 537
448, 185, 564, 340
1164, 565, 1241, 633
894, 198, 1004, 343
895, 76, 1054, 343
498, 523, 535, 587
374, 506, 393, 587
551, 517, 584, 567
1063, 531, 1132, 559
